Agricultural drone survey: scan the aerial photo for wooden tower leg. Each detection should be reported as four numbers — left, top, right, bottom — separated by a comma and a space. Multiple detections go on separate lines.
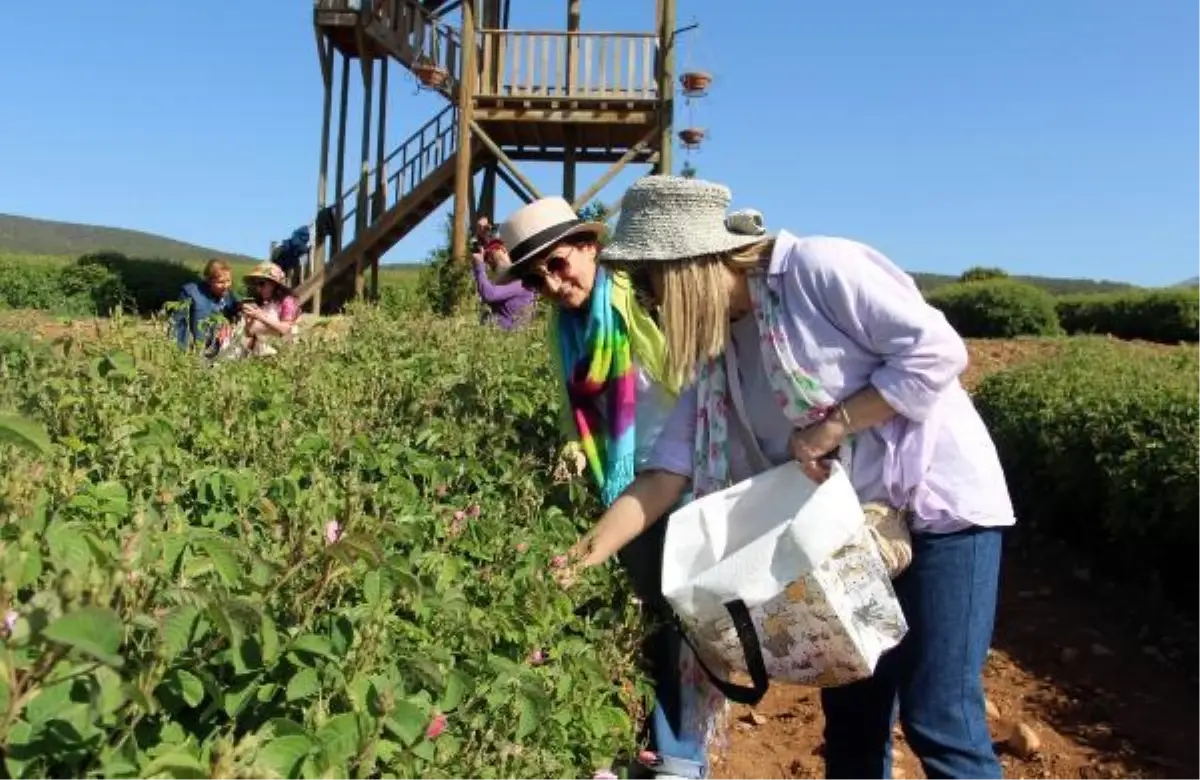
656, 0, 676, 175
334, 54, 350, 257
479, 163, 497, 223
451, 0, 477, 263
312, 28, 334, 315
374, 59, 389, 226
354, 35, 374, 302
562, 0, 582, 203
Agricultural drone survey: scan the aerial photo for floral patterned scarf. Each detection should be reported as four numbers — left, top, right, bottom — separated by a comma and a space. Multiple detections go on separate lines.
677, 271, 846, 763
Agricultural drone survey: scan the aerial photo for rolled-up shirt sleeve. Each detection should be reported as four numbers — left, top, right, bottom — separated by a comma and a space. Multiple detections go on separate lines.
792, 237, 969, 422
643, 383, 698, 478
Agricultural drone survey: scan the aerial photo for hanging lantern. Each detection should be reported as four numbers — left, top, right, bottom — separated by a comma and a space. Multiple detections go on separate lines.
679, 71, 712, 98
414, 59, 450, 89
678, 128, 706, 150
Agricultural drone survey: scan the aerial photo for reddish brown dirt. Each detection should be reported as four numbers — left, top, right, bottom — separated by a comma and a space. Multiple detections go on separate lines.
713, 340, 1199, 780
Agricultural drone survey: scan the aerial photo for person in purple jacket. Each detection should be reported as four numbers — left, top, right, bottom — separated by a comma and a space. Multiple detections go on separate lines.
555, 175, 1017, 780
470, 217, 536, 330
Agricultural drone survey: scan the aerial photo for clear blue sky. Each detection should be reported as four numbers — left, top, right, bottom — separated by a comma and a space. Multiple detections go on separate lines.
1, 1, 1195, 286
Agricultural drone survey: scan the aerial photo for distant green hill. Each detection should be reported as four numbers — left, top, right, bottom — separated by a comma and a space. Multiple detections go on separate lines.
0, 213, 259, 265
910, 271, 1137, 296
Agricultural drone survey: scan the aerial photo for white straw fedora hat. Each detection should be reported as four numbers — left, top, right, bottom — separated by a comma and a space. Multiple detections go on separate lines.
601, 175, 769, 263
496, 197, 606, 282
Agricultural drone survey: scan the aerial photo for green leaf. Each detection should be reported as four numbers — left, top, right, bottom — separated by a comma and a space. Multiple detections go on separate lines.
257, 735, 314, 779
439, 669, 470, 712
316, 712, 361, 764
516, 692, 540, 739
286, 668, 321, 702
385, 698, 428, 747
171, 668, 205, 708
0, 413, 52, 456
42, 606, 124, 667
193, 536, 241, 586
159, 604, 201, 662
260, 613, 279, 665
364, 570, 381, 605
289, 634, 334, 663
140, 748, 207, 779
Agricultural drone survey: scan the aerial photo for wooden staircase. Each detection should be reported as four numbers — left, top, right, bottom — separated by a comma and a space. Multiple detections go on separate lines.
295, 104, 483, 311
307, 0, 669, 312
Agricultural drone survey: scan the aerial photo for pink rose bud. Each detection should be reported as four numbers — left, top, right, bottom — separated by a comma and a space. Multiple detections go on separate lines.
323, 520, 341, 545
425, 712, 447, 740
550, 554, 569, 569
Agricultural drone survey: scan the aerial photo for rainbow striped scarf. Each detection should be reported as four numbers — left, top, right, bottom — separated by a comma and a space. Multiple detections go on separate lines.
556, 267, 638, 507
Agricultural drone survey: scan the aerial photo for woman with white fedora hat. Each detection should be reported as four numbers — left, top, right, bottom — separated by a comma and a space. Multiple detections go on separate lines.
496, 196, 719, 779
556, 175, 1017, 779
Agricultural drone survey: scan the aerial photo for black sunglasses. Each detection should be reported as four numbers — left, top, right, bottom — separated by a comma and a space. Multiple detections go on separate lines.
519, 253, 570, 292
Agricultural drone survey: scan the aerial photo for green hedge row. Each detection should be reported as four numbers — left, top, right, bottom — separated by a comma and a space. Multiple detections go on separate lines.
973, 339, 1199, 614
1056, 289, 1198, 344
927, 280, 1197, 343
926, 279, 1062, 338
0, 253, 225, 317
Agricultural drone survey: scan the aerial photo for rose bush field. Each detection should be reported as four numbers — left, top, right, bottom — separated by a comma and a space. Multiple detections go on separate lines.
0, 304, 651, 779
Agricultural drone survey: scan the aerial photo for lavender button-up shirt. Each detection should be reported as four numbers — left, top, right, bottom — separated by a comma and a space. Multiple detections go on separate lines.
646, 231, 1016, 534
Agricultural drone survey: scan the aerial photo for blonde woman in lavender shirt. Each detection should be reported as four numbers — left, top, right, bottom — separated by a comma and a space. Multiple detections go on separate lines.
558, 176, 1016, 780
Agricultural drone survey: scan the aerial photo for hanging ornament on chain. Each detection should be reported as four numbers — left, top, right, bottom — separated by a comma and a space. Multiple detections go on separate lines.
676, 19, 713, 155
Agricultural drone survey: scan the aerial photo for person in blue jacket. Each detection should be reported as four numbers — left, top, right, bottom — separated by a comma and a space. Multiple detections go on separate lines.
172, 258, 241, 355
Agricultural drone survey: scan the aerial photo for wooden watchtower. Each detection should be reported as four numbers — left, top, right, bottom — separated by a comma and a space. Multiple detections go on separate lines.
297, 0, 678, 313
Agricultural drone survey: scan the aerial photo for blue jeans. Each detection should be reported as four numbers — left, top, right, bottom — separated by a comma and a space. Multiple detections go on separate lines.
618, 520, 709, 779
821, 525, 1004, 780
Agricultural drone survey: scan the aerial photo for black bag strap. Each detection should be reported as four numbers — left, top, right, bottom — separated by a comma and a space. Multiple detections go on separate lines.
671, 599, 770, 706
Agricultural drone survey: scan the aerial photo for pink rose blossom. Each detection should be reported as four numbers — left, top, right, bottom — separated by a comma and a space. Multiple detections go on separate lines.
2, 610, 17, 637
453, 510, 466, 522
550, 554, 569, 569
323, 520, 342, 545
528, 649, 545, 665
425, 712, 447, 740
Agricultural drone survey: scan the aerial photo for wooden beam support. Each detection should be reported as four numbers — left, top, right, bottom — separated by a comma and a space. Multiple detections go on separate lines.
494, 164, 535, 205
354, 26, 374, 301
479, 162, 498, 222
656, 0, 676, 175
451, 0, 477, 262
333, 53, 351, 255
373, 58, 389, 223
571, 125, 657, 211
312, 27, 335, 314
506, 148, 657, 164
468, 119, 544, 199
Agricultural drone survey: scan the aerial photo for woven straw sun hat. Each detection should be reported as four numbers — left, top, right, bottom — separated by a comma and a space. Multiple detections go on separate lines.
243, 261, 291, 294
495, 197, 607, 283
600, 175, 770, 264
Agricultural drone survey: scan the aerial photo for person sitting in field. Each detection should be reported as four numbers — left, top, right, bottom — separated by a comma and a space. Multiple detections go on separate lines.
239, 261, 301, 356
172, 257, 240, 356
471, 216, 536, 330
